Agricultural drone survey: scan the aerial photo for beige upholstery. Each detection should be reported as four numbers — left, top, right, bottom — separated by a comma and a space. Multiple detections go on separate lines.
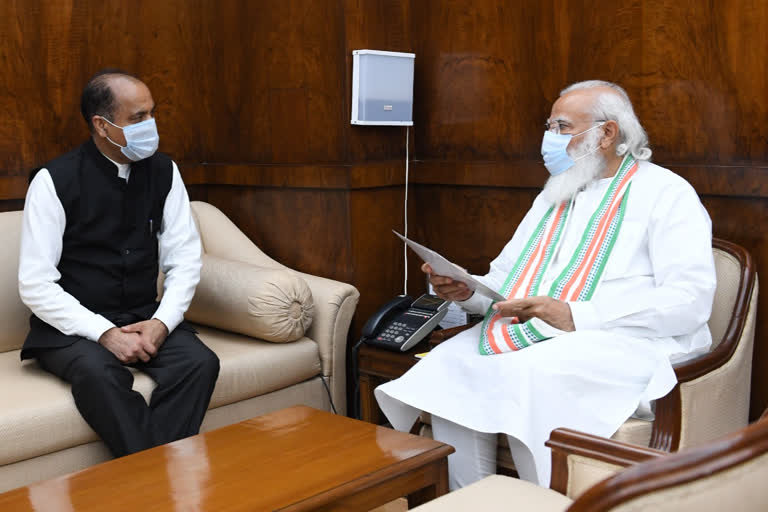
411, 475, 573, 511
609, 452, 768, 511
678, 280, 757, 449
609, 418, 651, 447
611, 246, 757, 450
416, 416, 768, 512
415, 447, 768, 512
187, 255, 314, 342
563, 454, 624, 500
0, 201, 359, 492
0, 211, 29, 353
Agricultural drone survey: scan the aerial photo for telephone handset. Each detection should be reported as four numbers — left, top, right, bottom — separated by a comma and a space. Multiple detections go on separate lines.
362, 294, 449, 352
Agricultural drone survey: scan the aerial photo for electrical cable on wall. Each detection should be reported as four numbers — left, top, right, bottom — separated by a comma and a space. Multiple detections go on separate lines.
403, 125, 409, 296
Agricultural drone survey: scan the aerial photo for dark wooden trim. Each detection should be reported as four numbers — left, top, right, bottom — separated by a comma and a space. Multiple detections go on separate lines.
409, 160, 768, 198
178, 161, 406, 190
649, 385, 683, 451
568, 416, 768, 512
409, 160, 547, 189
547, 428, 665, 494
0, 176, 28, 201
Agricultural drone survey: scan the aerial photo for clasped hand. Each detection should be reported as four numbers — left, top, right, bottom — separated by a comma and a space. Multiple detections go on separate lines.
422, 263, 575, 332
98, 319, 169, 363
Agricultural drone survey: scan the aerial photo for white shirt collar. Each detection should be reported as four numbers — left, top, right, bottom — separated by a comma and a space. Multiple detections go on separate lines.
100, 150, 131, 180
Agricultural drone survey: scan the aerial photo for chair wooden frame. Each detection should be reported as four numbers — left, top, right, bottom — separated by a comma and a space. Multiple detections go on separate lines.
428, 238, 757, 455
546, 413, 768, 511
649, 238, 756, 451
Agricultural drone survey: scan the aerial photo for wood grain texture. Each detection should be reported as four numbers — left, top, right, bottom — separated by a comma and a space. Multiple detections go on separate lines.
201, 186, 353, 283
2, 0, 767, 419
0, 406, 453, 511
408, 0, 768, 421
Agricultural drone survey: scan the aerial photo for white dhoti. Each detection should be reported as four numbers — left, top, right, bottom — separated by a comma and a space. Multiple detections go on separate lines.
375, 323, 678, 486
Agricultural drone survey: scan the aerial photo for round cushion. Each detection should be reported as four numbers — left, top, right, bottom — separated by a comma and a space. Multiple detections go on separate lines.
186, 255, 314, 342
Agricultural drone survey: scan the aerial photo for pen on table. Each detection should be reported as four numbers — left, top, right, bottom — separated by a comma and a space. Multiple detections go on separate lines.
149, 219, 153, 235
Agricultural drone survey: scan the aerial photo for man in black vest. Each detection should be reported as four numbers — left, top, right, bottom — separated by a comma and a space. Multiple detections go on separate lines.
18, 69, 220, 457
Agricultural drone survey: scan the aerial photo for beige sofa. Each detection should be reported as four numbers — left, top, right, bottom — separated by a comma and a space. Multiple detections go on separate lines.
0, 201, 359, 493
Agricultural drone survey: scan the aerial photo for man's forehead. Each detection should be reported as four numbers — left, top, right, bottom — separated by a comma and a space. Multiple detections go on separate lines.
109, 76, 153, 113
549, 90, 595, 121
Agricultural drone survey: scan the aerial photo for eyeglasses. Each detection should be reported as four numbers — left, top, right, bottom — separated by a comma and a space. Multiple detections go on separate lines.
544, 119, 607, 135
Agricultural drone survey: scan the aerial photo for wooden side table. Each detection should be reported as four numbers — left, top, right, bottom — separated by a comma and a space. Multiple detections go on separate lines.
357, 339, 430, 424
357, 322, 480, 424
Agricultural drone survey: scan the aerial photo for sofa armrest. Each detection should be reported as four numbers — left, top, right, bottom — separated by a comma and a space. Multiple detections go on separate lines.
296, 271, 359, 416
546, 428, 665, 499
189, 201, 360, 415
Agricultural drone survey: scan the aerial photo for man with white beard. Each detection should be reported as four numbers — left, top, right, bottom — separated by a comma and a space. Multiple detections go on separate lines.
374, 80, 716, 490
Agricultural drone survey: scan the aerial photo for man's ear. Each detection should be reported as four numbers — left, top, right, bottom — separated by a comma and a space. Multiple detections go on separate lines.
601, 120, 619, 148
92, 116, 109, 138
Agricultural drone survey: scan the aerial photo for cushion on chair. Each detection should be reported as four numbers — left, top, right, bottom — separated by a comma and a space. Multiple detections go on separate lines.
410, 475, 573, 511
186, 254, 314, 343
610, 417, 652, 447
564, 454, 625, 499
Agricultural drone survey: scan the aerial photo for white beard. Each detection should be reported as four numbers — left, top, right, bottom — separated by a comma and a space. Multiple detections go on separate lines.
542, 132, 606, 205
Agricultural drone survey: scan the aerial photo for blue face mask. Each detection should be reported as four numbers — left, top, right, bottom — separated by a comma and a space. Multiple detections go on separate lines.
541, 123, 604, 176
101, 117, 160, 162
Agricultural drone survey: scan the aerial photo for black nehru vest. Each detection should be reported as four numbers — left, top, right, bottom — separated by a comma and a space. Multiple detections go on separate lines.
43, 139, 173, 314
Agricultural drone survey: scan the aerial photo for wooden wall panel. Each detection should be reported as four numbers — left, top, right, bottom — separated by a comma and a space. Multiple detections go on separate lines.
2, 0, 767, 419
196, 185, 352, 284
640, 0, 768, 164
349, 187, 406, 337
0, 0, 347, 175
409, 0, 768, 420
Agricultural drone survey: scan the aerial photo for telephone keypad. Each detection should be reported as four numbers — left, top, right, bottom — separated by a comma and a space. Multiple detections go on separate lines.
377, 321, 418, 344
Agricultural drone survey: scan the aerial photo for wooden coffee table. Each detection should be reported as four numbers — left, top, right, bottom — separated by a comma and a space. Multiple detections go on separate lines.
0, 406, 453, 511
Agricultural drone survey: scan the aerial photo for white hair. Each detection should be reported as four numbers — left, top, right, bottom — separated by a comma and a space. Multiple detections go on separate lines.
560, 80, 652, 161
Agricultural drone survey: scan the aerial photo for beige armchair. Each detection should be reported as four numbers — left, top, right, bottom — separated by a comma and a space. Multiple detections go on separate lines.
411, 412, 768, 511
418, 238, 758, 469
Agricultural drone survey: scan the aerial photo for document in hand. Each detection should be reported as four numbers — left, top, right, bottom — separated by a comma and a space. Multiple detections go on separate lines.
393, 230, 506, 302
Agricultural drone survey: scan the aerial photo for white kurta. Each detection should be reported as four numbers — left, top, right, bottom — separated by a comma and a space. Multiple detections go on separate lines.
375, 160, 716, 486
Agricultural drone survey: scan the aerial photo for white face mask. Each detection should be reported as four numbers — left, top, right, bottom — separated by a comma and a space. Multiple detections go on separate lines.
101, 117, 160, 162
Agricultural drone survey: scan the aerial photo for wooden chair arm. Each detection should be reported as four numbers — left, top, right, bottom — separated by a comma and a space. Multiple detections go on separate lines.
567, 414, 768, 512
547, 428, 665, 495
648, 239, 756, 452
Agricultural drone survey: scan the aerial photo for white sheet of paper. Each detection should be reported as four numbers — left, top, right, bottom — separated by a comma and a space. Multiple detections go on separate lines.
393, 230, 506, 302
428, 283, 469, 328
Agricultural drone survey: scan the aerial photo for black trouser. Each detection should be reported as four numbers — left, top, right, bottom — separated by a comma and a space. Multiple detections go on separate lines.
35, 327, 220, 458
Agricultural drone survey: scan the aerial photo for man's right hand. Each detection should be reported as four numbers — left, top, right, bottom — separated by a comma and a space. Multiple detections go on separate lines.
98, 327, 156, 363
422, 263, 474, 302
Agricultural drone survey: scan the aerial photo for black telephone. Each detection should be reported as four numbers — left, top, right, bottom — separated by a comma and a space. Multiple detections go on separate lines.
362, 294, 449, 351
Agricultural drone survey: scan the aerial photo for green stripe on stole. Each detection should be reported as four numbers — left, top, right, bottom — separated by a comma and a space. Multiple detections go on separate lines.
479, 155, 637, 355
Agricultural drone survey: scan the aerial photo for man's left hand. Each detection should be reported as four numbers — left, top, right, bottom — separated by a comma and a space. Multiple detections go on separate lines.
492, 296, 575, 332
120, 319, 169, 355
